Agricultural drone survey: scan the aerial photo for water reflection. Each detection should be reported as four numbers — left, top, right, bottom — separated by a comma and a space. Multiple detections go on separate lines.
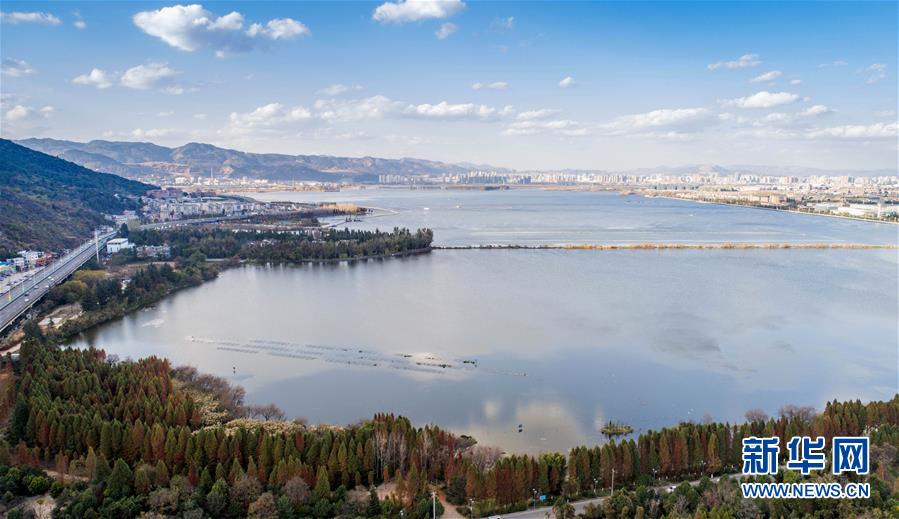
72, 244, 897, 453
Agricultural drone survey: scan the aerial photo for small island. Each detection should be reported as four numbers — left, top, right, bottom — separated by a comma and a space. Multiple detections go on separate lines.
600, 420, 634, 436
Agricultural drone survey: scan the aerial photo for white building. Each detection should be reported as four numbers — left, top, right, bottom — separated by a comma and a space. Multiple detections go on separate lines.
106, 238, 133, 254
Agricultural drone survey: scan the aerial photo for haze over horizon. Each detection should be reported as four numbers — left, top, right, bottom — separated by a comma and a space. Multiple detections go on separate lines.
1, 1, 897, 171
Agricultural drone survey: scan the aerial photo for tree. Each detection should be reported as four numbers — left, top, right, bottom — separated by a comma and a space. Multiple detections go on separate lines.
552, 496, 575, 519
231, 473, 262, 510
205, 478, 230, 516
313, 465, 331, 502
248, 492, 279, 519
367, 486, 381, 517
134, 465, 154, 495
94, 455, 111, 483
744, 409, 768, 423
105, 458, 134, 500
283, 476, 310, 507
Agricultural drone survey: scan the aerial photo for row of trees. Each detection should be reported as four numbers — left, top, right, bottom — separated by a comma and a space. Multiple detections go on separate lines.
128, 226, 434, 263
4, 340, 898, 517
39, 263, 215, 342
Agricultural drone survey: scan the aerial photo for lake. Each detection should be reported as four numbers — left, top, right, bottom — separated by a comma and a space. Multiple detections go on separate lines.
69, 189, 898, 453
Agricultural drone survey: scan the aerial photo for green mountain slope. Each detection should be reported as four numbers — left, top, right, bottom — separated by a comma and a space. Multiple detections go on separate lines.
0, 139, 154, 254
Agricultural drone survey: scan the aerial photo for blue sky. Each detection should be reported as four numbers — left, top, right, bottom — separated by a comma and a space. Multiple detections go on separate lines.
1, 1, 896, 170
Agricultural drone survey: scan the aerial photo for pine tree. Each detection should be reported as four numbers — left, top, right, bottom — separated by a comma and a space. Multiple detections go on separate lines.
313, 465, 331, 502
105, 458, 134, 499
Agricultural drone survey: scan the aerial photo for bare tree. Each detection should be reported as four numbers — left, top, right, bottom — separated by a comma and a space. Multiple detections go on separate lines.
744, 408, 769, 423
231, 474, 262, 509
283, 476, 310, 507
245, 403, 286, 421
248, 492, 279, 519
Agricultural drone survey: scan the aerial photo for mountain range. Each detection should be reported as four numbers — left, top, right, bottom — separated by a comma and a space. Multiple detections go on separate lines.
16, 138, 503, 183
15, 138, 895, 182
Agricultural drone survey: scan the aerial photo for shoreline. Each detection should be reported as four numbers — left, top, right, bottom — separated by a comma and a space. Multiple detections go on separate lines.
4, 247, 433, 353
652, 194, 899, 225
434, 243, 897, 251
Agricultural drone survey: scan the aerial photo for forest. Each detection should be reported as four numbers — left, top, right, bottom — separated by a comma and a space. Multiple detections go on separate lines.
0, 139, 152, 254
127, 227, 434, 263
0, 335, 897, 518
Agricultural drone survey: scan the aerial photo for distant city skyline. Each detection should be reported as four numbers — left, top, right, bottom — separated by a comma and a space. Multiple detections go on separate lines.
1, 1, 896, 170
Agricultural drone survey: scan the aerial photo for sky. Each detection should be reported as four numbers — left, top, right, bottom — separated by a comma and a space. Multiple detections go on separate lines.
1, 1, 897, 171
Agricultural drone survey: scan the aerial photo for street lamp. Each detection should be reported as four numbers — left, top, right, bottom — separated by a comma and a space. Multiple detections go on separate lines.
592, 478, 598, 497
532, 488, 538, 510
468, 498, 474, 519
611, 468, 616, 495
431, 491, 437, 519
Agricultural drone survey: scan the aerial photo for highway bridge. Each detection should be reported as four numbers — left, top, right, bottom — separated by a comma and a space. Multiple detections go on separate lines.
0, 230, 116, 336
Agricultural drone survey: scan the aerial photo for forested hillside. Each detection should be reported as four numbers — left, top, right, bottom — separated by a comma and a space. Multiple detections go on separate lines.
0, 139, 153, 254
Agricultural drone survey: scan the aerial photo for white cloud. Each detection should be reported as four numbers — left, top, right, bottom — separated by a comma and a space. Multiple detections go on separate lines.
515, 109, 557, 121
490, 16, 514, 31
5, 105, 30, 121
750, 70, 781, 83
722, 91, 799, 109
707, 53, 760, 70
227, 102, 313, 133
807, 122, 897, 139
73, 63, 188, 93
471, 81, 508, 91
317, 84, 364, 96
312, 95, 514, 122
73, 68, 116, 89
133, 4, 308, 55
73, 20, 87, 29
246, 18, 309, 40
866, 63, 886, 84
229, 95, 519, 134
121, 63, 178, 90
3, 104, 53, 122
314, 96, 404, 122
789, 79, 802, 85
503, 119, 588, 137
435, 22, 457, 39
157, 111, 175, 117
801, 105, 831, 116
558, 76, 576, 88
1, 58, 36, 77
818, 60, 848, 68
602, 107, 712, 133
129, 128, 182, 139
0, 11, 61, 25
403, 101, 513, 120
372, 0, 465, 23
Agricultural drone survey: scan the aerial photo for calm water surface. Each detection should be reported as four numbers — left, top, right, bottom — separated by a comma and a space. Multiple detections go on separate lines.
71, 190, 898, 453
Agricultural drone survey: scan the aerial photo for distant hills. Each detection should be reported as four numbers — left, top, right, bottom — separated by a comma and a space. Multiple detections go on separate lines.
16, 138, 894, 182
17, 138, 499, 183
0, 139, 153, 254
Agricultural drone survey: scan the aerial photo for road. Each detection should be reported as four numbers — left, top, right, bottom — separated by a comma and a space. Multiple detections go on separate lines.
0, 230, 115, 335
